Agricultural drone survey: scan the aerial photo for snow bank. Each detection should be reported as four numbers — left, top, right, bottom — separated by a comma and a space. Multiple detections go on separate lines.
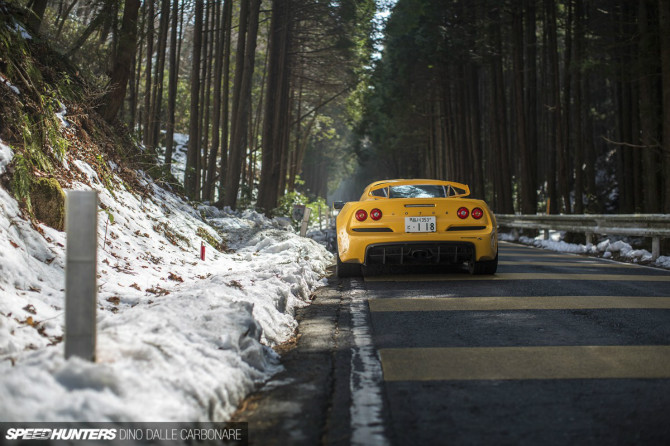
502, 230, 666, 268
0, 138, 333, 422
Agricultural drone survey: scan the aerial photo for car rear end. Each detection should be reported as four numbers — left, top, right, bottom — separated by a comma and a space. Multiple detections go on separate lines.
337, 197, 497, 268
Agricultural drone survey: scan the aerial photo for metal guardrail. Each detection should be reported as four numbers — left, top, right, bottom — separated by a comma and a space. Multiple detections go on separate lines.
496, 214, 670, 260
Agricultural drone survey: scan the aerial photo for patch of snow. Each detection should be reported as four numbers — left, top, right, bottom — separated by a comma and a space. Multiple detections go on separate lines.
501, 232, 666, 269
0, 139, 13, 174
0, 73, 20, 95
73, 160, 100, 184
11, 21, 32, 40
156, 133, 188, 185
0, 155, 333, 422
55, 102, 69, 128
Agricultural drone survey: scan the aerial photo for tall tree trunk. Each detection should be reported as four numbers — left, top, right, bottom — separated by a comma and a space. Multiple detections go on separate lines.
490, 8, 514, 213
573, 0, 584, 214
149, 0, 170, 152
185, 0, 203, 199
99, 0, 140, 123
205, 0, 226, 201
143, 0, 155, 149
466, 63, 484, 198
512, 6, 534, 214
524, 0, 538, 213
661, 0, 670, 212
545, 0, 560, 214
258, 0, 292, 213
164, 0, 179, 167
638, 0, 660, 212
198, 1, 214, 196
27, 0, 48, 33
217, 0, 233, 202
558, 0, 573, 213
224, 0, 261, 209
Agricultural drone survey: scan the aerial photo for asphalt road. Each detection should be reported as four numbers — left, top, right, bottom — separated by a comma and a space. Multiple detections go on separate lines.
233, 241, 670, 446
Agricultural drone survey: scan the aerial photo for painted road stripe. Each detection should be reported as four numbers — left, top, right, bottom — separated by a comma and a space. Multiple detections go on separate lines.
379, 346, 670, 381
364, 273, 670, 282
500, 261, 640, 268
369, 296, 670, 312
500, 253, 587, 258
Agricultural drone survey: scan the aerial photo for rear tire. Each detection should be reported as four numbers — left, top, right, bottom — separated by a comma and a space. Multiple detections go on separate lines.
469, 253, 498, 275
336, 252, 362, 278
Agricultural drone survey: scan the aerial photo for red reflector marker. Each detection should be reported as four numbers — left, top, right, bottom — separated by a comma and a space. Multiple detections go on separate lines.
472, 207, 484, 219
457, 207, 469, 219
355, 209, 368, 221
370, 208, 382, 220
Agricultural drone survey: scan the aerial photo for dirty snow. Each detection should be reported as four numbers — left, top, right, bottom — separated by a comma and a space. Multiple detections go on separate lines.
0, 136, 333, 422
500, 230, 667, 269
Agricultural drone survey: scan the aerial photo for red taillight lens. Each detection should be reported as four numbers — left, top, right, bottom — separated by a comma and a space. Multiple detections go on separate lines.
370, 208, 382, 220
471, 207, 484, 219
457, 207, 469, 219
355, 209, 368, 221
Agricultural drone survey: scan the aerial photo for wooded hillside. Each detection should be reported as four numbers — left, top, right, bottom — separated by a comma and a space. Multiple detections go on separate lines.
8, 0, 375, 211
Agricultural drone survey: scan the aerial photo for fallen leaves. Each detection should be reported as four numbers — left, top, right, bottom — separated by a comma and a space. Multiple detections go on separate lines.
146, 286, 169, 296
227, 280, 243, 290
168, 272, 183, 282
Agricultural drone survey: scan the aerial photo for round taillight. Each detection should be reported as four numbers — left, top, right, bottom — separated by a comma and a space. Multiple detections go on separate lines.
457, 207, 469, 219
355, 209, 368, 221
471, 207, 484, 220
370, 208, 382, 221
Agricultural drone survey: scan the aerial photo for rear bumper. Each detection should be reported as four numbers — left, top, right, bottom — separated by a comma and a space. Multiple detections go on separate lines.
365, 242, 475, 265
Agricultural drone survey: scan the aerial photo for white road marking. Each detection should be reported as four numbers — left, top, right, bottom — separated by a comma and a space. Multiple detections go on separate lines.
348, 280, 390, 446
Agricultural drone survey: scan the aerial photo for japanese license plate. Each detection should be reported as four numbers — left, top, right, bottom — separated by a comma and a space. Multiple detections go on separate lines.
405, 216, 436, 233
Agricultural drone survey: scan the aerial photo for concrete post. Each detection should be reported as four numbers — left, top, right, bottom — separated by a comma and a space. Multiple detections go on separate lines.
652, 237, 660, 261
586, 232, 593, 246
65, 190, 98, 361
300, 207, 312, 237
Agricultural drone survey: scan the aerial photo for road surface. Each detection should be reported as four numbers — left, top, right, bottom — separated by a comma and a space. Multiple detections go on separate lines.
233, 241, 670, 445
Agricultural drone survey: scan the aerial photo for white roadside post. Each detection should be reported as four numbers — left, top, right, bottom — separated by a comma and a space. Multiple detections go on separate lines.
300, 207, 312, 237
65, 190, 98, 361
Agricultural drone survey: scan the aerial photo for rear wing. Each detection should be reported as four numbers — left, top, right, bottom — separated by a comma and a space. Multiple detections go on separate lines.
365, 181, 471, 199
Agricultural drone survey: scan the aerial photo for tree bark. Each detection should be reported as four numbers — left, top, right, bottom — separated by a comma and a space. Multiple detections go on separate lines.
149, 0, 170, 152
164, 0, 179, 167
512, 6, 534, 214
142, 0, 155, 149
185, 0, 203, 199
224, 0, 261, 209
258, 0, 292, 213
217, 0, 233, 201
204, 0, 226, 201
99, 0, 140, 123
638, 0, 661, 212
660, 0, 670, 212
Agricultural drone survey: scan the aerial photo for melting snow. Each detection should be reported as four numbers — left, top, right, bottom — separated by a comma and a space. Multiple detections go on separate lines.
0, 136, 333, 422
500, 230, 665, 268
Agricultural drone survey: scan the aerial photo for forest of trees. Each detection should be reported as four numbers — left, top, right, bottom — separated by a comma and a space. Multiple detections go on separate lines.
14, 0, 670, 215
360, 0, 670, 214
18, 0, 375, 211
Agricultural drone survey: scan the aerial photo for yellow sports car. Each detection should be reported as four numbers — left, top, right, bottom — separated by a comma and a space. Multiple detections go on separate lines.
333, 179, 498, 277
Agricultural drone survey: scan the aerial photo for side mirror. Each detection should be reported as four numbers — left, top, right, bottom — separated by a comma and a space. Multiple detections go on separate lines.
333, 201, 345, 210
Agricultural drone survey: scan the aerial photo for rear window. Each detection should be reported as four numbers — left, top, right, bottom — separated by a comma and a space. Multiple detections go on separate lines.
388, 185, 446, 198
